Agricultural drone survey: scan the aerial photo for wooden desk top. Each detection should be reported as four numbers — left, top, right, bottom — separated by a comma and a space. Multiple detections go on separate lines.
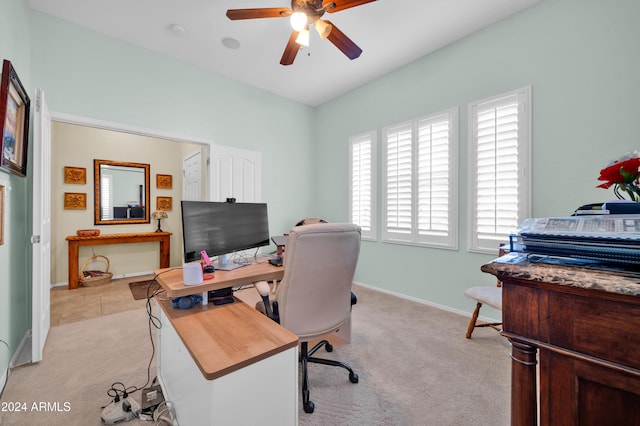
154, 259, 284, 298
157, 298, 298, 380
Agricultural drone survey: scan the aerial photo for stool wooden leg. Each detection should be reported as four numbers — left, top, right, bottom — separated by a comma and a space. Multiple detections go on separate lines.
466, 302, 482, 339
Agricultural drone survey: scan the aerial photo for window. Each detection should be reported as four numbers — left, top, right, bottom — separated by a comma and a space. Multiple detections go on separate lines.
468, 87, 531, 253
382, 108, 458, 249
101, 174, 112, 219
349, 131, 377, 240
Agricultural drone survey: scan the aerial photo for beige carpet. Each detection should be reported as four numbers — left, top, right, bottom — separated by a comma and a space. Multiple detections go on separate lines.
0, 285, 511, 425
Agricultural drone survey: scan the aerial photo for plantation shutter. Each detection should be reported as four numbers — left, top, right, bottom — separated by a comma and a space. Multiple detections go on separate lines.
101, 174, 112, 219
382, 108, 458, 248
470, 87, 531, 252
384, 123, 413, 241
349, 131, 376, 240
417, 114, 451, 242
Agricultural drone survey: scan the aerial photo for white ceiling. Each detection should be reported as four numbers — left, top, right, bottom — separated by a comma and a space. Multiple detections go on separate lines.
26, 0, 540, 106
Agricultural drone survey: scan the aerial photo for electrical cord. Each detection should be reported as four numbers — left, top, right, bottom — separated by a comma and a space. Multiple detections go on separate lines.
106, 381, 137, 403
254, 247, 274, 264
153, 400, 177, 425
138, 269, 183, 392
103, 268, 181, 409
0, 339, 10, 400
231, 251, 251, 266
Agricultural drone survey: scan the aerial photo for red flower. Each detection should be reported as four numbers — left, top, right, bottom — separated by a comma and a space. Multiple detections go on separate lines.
597, 153, 640, 201
597, 157, 640, 185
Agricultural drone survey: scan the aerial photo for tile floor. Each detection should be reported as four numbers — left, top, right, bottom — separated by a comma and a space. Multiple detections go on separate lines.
50, 275, 155, 326
49, 275, 262, 327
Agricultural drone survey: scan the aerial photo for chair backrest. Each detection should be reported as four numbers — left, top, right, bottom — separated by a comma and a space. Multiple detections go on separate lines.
275, 223, 361, 341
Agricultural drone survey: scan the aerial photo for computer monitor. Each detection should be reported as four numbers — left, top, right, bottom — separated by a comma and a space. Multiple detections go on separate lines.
181, 200, 270, 268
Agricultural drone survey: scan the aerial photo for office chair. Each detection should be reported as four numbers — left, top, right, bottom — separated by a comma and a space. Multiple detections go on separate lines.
255, 222, 361, 414
272, 217, 356, 303
463, 246, 506, 338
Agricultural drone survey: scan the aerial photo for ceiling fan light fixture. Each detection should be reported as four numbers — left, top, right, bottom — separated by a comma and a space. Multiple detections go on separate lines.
295, 28, 310, 47
314, 19, 332, 39
290, 12, 307, 31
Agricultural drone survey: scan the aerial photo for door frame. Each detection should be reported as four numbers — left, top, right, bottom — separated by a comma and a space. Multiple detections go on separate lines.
31, 88, 52, 362
33, 111, 212, 356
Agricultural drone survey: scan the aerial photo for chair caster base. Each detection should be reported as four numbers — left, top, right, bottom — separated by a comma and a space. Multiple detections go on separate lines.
350, 372, 359, 383
303, 400, 315, 413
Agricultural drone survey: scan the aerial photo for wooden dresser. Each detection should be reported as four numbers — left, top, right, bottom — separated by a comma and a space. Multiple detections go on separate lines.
482, 254, 640, 426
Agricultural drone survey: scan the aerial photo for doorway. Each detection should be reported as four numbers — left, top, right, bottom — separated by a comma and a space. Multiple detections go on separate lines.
48, 115, 209, 287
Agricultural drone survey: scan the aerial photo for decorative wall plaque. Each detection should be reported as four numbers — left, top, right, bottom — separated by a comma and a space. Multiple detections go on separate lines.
64, 192, 87, 210
157, 196, 172, 211
64, 166, 86, 184
156, 174, 172, 189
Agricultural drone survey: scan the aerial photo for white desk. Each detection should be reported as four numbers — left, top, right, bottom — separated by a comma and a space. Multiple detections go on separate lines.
155, 263, 299, 425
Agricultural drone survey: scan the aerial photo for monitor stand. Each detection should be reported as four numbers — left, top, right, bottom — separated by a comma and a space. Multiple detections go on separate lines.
213, 261, 245, 271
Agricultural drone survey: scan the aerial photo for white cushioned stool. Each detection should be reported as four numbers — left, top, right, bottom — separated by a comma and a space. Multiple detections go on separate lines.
463, 286, 502, 338
464, 245, 506, 339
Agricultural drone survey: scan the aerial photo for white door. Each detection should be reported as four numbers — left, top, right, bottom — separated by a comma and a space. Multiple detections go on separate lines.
31, 88, 51, 362
182, 150, 202, 201
209, 145, 262, 202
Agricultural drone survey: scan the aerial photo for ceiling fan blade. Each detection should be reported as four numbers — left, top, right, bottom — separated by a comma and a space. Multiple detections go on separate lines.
280, 31, 301, 66
324, 0, 376, 13
226, 8, 292, 20
324, 21, 362, 60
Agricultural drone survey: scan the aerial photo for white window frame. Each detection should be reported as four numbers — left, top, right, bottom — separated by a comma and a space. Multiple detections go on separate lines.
468, 86, 531, 254
381, 107, 459, 249
348, 130, 377, 241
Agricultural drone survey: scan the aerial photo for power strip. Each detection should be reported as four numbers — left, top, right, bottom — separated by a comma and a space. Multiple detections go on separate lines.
101, 396, 141, 425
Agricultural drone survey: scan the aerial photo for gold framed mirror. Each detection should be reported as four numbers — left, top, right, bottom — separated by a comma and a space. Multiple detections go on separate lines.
94, 159, 150, 225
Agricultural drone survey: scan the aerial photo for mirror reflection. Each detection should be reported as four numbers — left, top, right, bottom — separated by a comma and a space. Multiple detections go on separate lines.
94, 159, 150, 225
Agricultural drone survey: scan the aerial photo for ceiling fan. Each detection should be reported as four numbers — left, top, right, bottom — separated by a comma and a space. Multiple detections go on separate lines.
226, 0, 376, 65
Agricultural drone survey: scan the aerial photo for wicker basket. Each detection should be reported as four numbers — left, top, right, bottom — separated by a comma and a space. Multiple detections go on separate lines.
79, 255, 113, 287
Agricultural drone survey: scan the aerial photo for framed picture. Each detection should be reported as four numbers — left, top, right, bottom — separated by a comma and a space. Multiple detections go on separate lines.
64, 166, 87, 184
156, 174, 172, 189
64, 192, 87, 210
0, 185, 4, 245
157, 196, 172, 211
0, 60, 30, 177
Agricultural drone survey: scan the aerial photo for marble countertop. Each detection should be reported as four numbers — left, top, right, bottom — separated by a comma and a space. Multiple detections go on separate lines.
481, 253, 640, 298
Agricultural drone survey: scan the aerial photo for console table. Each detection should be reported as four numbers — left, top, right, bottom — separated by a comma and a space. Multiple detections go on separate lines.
66, 232, 171, 289
482, 254, 640, 426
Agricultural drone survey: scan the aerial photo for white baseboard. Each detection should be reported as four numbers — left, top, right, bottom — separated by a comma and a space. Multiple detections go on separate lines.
0, 365, 7, 397
353, 280, 501, 323
51, 270, 156, 288
0, 329, 31, 397
11, 331, 31, 367
0, 342, 8, 396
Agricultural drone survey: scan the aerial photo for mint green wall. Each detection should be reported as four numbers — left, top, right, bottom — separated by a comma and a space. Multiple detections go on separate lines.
314, 0, 640, 317
0, 0, 32, 381
29, 10, 316, 236
2, 3, 317, 375
3, 0, 638, 379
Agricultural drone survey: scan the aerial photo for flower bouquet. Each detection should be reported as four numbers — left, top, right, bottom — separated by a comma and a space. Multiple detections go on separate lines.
152, 210, 168, 232
597, 151, 640, 202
